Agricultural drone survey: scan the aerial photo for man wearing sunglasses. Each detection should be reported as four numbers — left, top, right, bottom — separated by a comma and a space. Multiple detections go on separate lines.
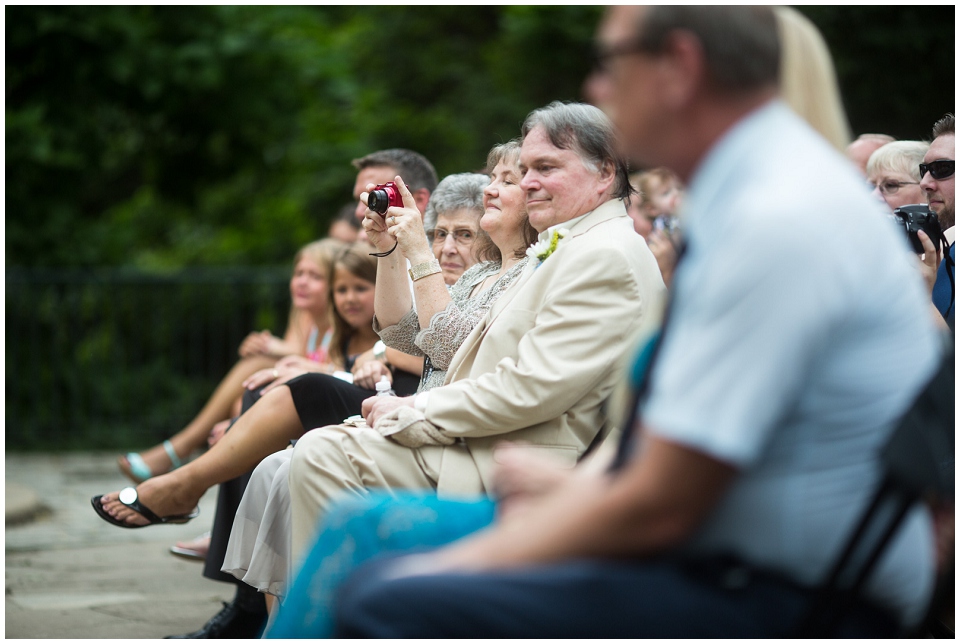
920, 114, 955, 328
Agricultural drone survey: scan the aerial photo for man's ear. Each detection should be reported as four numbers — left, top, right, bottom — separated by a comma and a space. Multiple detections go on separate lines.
412, 188, 431, 215
656, 30, 705, 109
596, 159, 617, 195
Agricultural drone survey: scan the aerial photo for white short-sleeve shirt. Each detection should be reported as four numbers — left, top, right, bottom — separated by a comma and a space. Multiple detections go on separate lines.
641, 102, 941, 626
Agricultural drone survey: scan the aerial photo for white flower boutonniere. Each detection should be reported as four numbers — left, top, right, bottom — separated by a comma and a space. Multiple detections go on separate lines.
526, 227, 571, 265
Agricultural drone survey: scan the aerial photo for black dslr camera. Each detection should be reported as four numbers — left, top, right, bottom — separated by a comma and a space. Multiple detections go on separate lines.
892, 204, 942, 254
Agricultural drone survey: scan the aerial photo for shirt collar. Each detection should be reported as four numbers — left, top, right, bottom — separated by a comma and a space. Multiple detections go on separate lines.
943, 225, 955, 246
537, 210, 592, 242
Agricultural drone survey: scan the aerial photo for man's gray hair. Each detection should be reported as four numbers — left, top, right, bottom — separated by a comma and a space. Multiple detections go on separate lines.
866, 141, 929, 182
521, 101, 634, 201
637, 6, 780, 93
352, 148, 439, 193
423, 173, 489, 233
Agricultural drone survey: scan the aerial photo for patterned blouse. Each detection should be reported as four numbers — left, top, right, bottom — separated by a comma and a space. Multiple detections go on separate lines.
374, 258, 529, 393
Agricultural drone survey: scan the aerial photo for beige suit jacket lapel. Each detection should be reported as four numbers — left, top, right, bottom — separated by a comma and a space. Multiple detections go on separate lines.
443, 256, 536, 385
484, 198, 624, 326
442, 199, 627, 385
564, 198, 628, 238
481, 256, 537, 325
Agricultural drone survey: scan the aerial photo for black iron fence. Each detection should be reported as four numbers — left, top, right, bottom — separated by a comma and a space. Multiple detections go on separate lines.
6, 267, 291, 450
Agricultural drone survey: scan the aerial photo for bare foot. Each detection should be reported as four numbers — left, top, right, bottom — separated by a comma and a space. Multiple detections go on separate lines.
99, 473, 201, 526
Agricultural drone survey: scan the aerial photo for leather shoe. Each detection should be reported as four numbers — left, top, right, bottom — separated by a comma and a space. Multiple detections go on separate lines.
165, 600, 266, 639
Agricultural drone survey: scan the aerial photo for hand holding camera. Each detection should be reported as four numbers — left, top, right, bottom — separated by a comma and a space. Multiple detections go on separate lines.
361, 177, 432, 264
360, 181, 404, 254
917, 229, 942, 293
891, 204, 942, 255
366, 181, 403, 216
652, 214, 681, 243
892, 204, 946, 296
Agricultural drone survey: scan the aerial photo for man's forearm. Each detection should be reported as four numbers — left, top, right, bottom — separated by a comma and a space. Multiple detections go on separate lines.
430, 434, 737, 570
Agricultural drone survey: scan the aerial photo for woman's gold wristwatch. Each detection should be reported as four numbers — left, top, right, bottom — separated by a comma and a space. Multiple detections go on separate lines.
408, 259, 442, 282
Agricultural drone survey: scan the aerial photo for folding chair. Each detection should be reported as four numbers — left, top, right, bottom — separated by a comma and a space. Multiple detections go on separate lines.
797, 345, 955, 637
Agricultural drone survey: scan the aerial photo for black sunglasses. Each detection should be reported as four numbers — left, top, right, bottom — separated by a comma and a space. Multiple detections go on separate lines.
919, 160, 955, 180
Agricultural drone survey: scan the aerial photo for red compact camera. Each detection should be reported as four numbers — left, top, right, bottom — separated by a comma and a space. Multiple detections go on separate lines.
367, 182, 403, 215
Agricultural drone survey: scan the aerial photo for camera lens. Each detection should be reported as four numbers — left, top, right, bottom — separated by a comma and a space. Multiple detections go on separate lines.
368, 189, 388, 214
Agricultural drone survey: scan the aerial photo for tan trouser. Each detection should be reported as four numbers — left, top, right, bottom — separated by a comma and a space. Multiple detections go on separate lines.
288, 423, 440, 566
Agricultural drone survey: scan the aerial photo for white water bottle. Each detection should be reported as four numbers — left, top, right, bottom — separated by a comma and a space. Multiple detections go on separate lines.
375, 375, 396, 397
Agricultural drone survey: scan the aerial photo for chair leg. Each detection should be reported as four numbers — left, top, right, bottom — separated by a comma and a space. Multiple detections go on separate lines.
797, 479, 911, 637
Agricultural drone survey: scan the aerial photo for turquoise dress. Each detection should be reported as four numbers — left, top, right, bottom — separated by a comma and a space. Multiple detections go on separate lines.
267, 493, 496, 638
267, 331, 660, 638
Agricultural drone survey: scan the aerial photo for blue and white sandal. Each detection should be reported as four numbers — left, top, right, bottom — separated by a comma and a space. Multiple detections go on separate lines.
118, 439, 183, 484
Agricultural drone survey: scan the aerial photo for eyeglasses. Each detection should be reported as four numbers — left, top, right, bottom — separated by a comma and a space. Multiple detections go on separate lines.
591, 39, 652, 73
430, 228, 475, 248
919, 160, 955, 181
868, 179, 919, 196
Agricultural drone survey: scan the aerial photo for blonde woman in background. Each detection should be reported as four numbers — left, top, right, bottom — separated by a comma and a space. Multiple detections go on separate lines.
648, 7, 855, 288
774, 6, 852, 153
94, 242, 388, 530
118, 238, 344, 483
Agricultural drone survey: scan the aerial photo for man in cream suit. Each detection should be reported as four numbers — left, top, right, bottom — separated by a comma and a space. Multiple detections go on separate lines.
287, 101, 665, 558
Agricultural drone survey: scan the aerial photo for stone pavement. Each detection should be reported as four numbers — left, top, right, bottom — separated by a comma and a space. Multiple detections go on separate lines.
5, 452, 234, 639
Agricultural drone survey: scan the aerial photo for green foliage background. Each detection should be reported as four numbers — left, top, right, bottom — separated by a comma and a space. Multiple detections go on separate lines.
4, 6, 955, 450
8, 5, 954, 270
7, 5, 604, 269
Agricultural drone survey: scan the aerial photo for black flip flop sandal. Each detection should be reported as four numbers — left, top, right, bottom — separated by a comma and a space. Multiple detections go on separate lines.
91, 487, 199, 529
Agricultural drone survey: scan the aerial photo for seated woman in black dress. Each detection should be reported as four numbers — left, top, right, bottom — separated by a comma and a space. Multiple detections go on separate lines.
92, 241, 396, 527
117, 238, 344, 484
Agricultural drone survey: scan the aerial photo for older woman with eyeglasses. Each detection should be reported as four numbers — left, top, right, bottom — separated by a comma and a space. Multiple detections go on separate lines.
866, 140, 929, 211
365, 159, 538, 391
426, 182, 487, 284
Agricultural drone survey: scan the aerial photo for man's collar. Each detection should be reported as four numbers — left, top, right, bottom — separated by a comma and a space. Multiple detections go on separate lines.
537, 199, 625, 242
538, 211, 588, 242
